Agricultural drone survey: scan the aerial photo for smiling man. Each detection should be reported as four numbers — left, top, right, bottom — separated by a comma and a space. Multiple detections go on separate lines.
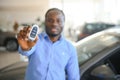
17, 8, 80, 80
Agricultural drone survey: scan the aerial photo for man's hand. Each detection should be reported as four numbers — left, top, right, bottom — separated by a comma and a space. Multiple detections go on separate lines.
17, 26, 38, 51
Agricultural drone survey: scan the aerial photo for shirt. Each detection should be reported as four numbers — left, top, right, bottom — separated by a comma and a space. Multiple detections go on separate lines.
18, 32, 80, 80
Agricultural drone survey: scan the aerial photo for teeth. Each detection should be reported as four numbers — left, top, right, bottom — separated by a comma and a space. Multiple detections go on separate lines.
52, 29, 57, 31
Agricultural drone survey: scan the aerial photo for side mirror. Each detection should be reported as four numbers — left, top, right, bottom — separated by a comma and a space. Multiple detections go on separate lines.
90, 65, 116, 80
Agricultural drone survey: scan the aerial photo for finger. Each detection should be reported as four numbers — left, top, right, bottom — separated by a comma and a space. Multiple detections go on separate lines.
27, 25, 31, 29
24, 26, 31, 40
21, 31, 26, 39
19, 30, 28, 40
27, 35, 38, 43
23, 27, 27, 31
23, 27, 28, 37
23, 27, 30, 39
23, 26, 31, 38
27, 26, 31, 33
17, 33, 24, 41
23, 26, 31, 35
17, 33, 21, 39
34, 36, 38, 43
19, 30, 24, 37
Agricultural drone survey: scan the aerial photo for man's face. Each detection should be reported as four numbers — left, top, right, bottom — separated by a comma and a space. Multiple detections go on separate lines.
45, 10, 65, 37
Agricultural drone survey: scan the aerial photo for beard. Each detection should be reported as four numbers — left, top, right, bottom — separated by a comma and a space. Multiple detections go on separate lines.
47, 32, 60, 37
45, 26, 63, 37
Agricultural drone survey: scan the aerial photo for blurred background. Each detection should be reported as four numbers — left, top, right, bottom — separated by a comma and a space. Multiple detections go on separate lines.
1, 0, 120, 40
0, 0, 120, 79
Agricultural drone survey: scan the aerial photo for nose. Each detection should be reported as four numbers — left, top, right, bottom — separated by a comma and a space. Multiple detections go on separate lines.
52, 21, 58, 26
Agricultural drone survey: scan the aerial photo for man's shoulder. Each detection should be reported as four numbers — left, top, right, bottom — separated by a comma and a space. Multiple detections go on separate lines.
63, 39, 77, 57
64, 39, 75, 49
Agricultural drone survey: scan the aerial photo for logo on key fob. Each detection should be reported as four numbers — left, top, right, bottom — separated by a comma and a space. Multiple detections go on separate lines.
28, 24, 39, 41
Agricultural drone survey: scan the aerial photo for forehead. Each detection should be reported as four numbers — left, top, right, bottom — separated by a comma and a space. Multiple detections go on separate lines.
46, 10, 64, 18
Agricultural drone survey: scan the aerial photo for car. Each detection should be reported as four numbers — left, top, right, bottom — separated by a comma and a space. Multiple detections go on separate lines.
1, 27, 120, 80
72, 22, 116, 41
0, 29, 18, 51
0, 61, 28, 80
75, 26, 120, 80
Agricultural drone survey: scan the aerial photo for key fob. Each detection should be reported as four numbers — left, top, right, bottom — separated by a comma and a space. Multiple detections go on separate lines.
28, 24, 39, 41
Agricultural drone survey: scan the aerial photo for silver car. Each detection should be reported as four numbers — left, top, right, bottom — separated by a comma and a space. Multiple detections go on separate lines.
0, 61, 27, 80
75, 26, 120, 80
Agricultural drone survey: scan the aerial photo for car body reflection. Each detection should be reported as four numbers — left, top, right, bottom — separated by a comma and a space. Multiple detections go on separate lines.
0, 61, 28, 80
75, 26, 120, 80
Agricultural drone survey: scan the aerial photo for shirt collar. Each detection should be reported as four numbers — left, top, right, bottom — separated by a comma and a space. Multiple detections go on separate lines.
41, 32, 64, 41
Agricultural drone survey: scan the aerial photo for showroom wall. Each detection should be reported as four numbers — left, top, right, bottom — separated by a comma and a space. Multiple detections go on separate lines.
0, 0, 120, 32
50, 0, 120, 37
0, 0, 49, 31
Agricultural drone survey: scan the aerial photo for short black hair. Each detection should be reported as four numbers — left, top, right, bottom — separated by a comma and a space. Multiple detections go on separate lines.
45, 8, 65, 21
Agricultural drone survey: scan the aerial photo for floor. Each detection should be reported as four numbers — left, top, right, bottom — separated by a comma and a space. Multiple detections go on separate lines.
0, 47, 27, 69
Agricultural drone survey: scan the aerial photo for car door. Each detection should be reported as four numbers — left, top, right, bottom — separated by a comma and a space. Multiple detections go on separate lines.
80, 43, 120, 80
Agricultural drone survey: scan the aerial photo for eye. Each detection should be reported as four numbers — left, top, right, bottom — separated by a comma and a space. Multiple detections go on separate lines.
57, 19, 63, 24
47, 19, 54, 23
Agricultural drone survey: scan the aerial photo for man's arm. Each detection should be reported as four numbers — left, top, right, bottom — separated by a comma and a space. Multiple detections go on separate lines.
65, 48, 80, 80
18, 45, 36, 56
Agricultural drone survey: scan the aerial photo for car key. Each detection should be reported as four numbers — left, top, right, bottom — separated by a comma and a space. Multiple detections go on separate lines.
28, 24, 39, 41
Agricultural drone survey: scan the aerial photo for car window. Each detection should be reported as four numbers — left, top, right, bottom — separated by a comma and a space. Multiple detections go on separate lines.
84, 23, 115, 34
85, 24, 95, 33
75, 31, 120, 65
85, 24, 101, 33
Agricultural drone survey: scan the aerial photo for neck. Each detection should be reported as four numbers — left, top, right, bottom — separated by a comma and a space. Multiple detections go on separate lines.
49, 35, 60, 42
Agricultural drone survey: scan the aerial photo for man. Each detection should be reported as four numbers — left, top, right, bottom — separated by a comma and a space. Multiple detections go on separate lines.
17, 8, 80, 80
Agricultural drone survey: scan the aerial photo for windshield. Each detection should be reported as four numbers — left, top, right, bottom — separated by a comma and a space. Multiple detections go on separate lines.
75, 29, 120, 65
85, 23, 115, 34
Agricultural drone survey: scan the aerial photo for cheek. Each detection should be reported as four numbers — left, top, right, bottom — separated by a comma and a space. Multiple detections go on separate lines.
45, 26, 50, 32
59, 26, 63, 32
